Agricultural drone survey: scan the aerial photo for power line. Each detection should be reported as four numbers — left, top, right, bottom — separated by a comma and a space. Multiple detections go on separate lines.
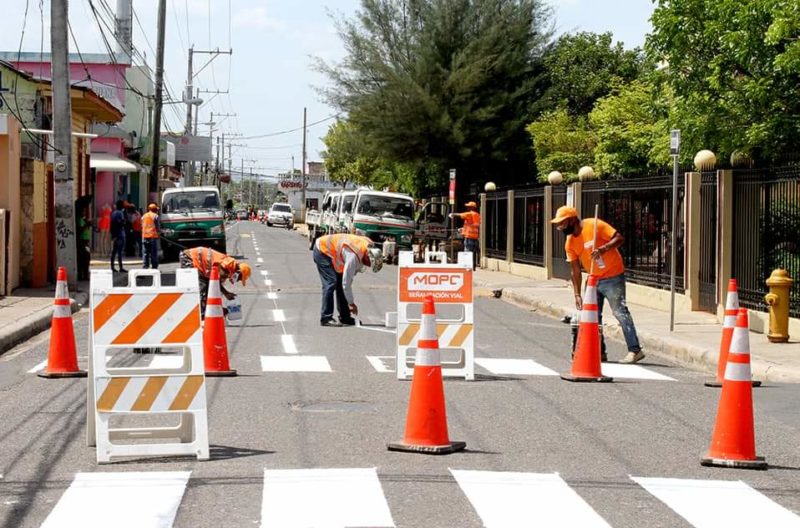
240, 114, 340, 140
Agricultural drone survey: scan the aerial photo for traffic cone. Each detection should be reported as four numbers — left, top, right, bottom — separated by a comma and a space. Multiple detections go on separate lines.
701, 308, 767, 469
38, 267, 86, 378
203, 265, 237, 377
705, 279, 760, 388
388, 296, 465, 455
561, 275, 612, 383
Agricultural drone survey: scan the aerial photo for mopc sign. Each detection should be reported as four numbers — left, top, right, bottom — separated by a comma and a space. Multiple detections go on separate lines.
399, 267, 472, 303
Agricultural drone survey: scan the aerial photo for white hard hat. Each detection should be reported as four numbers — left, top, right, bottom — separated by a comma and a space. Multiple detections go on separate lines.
368, 247, 383, 273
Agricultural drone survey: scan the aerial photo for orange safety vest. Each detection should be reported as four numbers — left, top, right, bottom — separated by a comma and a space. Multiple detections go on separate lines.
142, 212, 159, 239
186, 247, 236, 278
458, 211, 480, 239
317, 233, 371, 273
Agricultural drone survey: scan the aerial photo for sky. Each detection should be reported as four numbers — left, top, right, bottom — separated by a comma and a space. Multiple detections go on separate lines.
0, 0, 656, 177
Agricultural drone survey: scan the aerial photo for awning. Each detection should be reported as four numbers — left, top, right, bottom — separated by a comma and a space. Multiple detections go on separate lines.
90, 153, 140, 173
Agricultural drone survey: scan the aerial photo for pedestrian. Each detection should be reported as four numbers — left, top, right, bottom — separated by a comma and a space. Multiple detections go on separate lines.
179, 246, 251, 315
110, 200, 127, 273
312, 233, 383, 327
142, 203, 160, 270
450, 201, 481, 270
98, 203, 112, 256
550, 205, 644, 364
76, 205, 92, 281
129, 206, 143, 257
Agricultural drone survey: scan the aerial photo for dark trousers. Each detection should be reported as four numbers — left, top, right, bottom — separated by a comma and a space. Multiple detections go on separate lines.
77, 240, 90, 280
313, 246, 351, 323
180, 252, 209, 316
143, 238, 159, 269
110, 235, 125, 270
465, 238, 478, 270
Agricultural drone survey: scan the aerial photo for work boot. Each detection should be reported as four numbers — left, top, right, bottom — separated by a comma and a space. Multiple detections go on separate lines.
320, 319, 342, 327
621, 351, 645, 364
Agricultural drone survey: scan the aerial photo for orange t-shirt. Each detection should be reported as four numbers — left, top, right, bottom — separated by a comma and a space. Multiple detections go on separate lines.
564, 218, 625, 279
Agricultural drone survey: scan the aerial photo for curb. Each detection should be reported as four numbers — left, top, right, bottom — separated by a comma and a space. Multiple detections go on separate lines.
0, 292, 86, 356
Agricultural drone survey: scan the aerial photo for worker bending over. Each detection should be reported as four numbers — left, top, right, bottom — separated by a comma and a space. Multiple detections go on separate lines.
180, 246, 251, 315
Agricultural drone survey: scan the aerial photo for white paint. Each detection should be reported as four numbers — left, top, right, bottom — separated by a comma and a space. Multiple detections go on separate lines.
366, 356, 393, 373
260, 356, 331, 372
27, 359, 48, 374
264, 279, 273, 287
272, 309, 286, 322
281, 335, 298, 355
261, 468, 394, 528
147, 355, 185, 369
475, 358, 559, 376
354, 321, 396, 334
266, 292, 278, 300
632, 477, 800, 528
257, 257, 264, 263
41, 471, 190, 528
599, 364, 676, 381
451, 470, 611, 528
260, 270, 270, 277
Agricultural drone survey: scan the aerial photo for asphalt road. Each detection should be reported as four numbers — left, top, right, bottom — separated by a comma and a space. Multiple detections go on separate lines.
1, 222, 799, 528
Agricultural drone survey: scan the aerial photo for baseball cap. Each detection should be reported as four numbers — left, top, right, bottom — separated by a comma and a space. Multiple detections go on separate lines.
550, 206, 578, 224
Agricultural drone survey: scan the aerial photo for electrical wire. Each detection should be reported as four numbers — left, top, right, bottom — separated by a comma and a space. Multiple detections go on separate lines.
239, 114, 340, 140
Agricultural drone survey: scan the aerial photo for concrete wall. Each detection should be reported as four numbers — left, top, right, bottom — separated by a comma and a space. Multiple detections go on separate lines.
0, 115, 22, 292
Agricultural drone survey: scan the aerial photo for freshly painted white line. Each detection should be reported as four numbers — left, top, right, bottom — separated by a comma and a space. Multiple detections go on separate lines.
27, 359, 48, 374
354, 322, 396, 334
272, 309, 286, 322
475, 358, 558, 376
260, 356, 331, 372
632, 477, 800, 528
41, 471, 190, 528
241, 233, 251, 238
264, 279, 273, 287
260, 270, 269, 276
257, 257, 264, 263
452, 470, 611, 528
600, 364, 676, 381
366, 356, 393, 373
148, 355, 184, 369
266, 292, 278, 300
261, 468, 394, 528
281, 335, 298, 355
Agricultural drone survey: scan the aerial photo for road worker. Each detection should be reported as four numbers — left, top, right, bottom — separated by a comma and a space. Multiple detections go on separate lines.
312, 233, 383, 327
180, 246, 252, 315
450, 201, 481, 270
141, 203, 160, 270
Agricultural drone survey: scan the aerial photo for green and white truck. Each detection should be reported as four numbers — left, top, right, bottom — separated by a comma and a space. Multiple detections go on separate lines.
159, 186, 226, 260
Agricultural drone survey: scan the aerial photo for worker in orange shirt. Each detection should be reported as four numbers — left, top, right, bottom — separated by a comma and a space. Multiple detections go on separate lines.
141, 203, 160, 269
551, 206, 644, 364
450, 201, 480, 270
180, 246, 252, 315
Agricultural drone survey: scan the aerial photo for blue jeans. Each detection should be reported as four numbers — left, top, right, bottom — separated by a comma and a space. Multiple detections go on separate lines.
596, 273, 641, 353
464, 238, 478, 269
313, 246, 351, 323
110, 235, 125, 270
143, 238, 159, 269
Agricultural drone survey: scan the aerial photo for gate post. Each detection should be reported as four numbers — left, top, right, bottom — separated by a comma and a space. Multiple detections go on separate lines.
685, 171, 701, 311
717, 169, 733, 318
544, 186, 553, 279
506, 190, 514, 264
479, 192, 486, 268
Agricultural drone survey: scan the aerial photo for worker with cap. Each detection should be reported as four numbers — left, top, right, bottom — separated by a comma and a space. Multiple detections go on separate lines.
141, 203, 160, 270
450, 201, 481, 270
551, 206, 644, 364
313, 233, 383, 327
180, 246, 251, 316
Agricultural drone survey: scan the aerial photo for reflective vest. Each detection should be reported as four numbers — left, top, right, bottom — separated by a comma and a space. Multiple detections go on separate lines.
317, 234, 370, 273
142, 212, 159, 239
458, 211, 480, 240
186, 247, 236, 278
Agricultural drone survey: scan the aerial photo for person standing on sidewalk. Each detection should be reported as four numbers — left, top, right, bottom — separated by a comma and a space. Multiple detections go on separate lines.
551, 206, 644, 364
142, 203, 160, 269
450, 201, 481, 270
110, 200, 127, 273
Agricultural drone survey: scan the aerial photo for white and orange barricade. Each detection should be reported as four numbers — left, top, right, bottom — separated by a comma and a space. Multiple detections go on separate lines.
86, 269, 209, 463
396, 250, 474, 380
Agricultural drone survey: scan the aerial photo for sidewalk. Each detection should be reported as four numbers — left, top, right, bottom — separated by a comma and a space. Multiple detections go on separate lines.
474, 269, 800, 383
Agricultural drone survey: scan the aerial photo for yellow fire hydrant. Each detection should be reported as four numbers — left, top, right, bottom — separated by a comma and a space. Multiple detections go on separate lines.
764, 269, 794, 343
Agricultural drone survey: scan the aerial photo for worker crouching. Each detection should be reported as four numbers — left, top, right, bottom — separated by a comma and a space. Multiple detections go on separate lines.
180, 246, 251, 316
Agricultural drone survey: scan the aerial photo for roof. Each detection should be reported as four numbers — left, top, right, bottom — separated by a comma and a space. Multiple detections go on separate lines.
90, 153, 140, 173
39, 84, 124, 123
0, 60, 36, 82
0, 51, 126, 65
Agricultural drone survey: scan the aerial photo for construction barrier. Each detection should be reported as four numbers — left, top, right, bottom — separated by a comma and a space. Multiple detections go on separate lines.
86, 269, 209, 463
396, 250, 474, 380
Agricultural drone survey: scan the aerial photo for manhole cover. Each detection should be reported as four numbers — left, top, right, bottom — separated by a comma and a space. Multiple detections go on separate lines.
290, 401, 378, 413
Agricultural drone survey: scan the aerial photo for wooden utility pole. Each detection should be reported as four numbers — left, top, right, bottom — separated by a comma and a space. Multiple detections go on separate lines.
148, 0, 167, 198
301, 107, 307, 220
51, 0, 77, 283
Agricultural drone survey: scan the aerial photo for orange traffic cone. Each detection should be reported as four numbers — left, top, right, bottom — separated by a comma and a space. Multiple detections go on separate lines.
701, 308, 767, 469
203, 265, 237, 377
561, 275, 612, 383
705, 279, 760, 388
38, 267, 86, 378
388, 296, 465, 455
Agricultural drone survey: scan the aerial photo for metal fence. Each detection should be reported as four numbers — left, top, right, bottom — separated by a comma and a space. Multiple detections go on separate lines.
551, 186, 570, 279
732, 166, 800, 318
698, 173, 718, 312
581, 176, 685, 292
512, 187, 546, 266
485, 192, 507, 260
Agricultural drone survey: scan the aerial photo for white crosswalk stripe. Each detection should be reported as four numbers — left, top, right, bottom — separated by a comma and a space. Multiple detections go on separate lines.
260, 355, 331, 372
475, 357, 558, 376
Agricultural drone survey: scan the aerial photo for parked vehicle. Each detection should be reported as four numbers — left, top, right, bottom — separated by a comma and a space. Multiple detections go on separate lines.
159, 186, 226, 261
267, 202, 294, 228
350, 190, 415, 262
306, 190, 346, 248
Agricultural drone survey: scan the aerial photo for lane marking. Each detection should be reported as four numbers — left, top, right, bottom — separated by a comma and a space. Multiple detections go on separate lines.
266, 292, 278, 300
475, 358, 558, 376
224, 221, 239, 231
354, 323, 395, 334
600, 364, 676, 381
281, 335, 298, 355
28, 359, 48, 374
260, 356, 331, 372
272, 309, 286, 322
366, 356, 393, 373
41, 471, 190, 528
260, 270, 269, 276
632, 477, 800, 528
261, 468, 394, 527
264, 279, 273, 287
451, 470, 611, 528
257, 257, 264, 263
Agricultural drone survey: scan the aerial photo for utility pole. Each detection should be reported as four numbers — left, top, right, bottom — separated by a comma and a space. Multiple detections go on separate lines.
301, 107, 307, 221
51, 0, 77, 283
184, 45, 194, 185
227, 144, 232, 202
148, 0, 167, 199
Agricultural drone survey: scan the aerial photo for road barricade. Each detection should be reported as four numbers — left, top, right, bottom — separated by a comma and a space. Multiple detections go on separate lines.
396, 250, 474, 380
86, 269, 209, 463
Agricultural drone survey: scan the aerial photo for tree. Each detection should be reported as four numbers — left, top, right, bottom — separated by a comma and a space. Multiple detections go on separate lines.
316, 0, 553, 196
321, 120, 380, 187
648, 0, 800, 162
525, 109, 595, 181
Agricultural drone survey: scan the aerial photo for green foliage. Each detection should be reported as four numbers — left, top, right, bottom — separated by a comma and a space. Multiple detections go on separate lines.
525, 109, 595, 181
321, 120, 380, 187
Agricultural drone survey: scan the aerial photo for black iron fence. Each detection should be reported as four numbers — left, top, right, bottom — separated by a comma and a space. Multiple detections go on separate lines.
551, 186, 570, 279
512, 188, 546, 266
698, 173, 718, 312
485, 192, 507, 260
732, 166, 800, 318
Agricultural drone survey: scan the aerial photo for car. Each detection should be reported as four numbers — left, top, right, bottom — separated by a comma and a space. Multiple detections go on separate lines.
236, 210, 249, 220
267, 203, 294, 228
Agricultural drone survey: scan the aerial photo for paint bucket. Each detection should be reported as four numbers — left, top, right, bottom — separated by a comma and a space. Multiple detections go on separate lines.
225, 297, 242, 321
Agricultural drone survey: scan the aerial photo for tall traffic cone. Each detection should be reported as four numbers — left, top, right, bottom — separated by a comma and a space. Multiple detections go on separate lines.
701, 308, 767, 469
203, 265, 237, 377
38, 267, 86, 378
705, 279, 760, 388
388, 296, 465, 454
561, 275, 612, 383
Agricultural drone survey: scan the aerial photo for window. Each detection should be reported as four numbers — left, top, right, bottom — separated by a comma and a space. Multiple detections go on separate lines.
357, 195, 414, 219
162, 192, 220, 213
272, 204, 291, 213
342, 195, 355, 213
